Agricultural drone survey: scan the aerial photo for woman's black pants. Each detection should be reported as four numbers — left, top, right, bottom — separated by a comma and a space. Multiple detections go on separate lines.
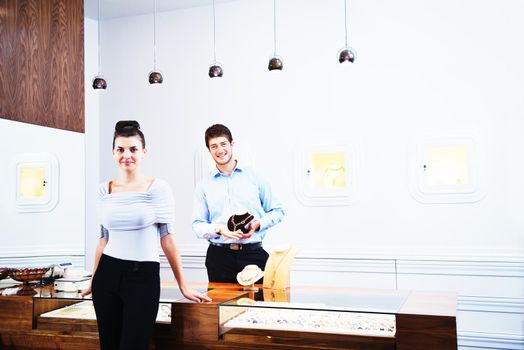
92, 254, 160, 350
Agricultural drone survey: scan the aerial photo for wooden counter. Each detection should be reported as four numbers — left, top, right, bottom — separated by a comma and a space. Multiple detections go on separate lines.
0, 283, 457, 350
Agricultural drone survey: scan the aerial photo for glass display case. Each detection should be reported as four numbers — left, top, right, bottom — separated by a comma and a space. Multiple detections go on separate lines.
1, 283, 456, 350
32, 286, 186, 326
219, 289, 408, 348
38, 300, 171, 324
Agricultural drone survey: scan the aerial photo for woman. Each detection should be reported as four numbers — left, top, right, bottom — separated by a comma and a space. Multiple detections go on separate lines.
83, 120, 210, 350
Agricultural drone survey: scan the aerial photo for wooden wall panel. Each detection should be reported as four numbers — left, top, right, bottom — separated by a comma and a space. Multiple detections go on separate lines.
396, 314, 457, 350
0, 295, 33, 330
0, 0, 84, 133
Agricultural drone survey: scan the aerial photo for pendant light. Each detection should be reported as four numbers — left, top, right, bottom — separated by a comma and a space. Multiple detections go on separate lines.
208, 0, 223, 78
268, 0, 283, 71
338, 0, 356, 63
148, 0, 163, 84
92, 0, 107, 90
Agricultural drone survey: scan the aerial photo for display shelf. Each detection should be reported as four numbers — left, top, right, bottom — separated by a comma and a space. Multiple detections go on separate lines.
40, 300, 95, 319
219, 290, 405, 348
220, 289, 406, 330
222, 306, 396, 337
39, 300, 171, 323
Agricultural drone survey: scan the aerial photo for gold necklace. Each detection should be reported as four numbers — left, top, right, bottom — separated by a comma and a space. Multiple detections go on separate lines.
230, 213, 254, 232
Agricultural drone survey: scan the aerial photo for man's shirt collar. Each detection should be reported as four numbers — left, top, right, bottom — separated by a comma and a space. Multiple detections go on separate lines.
211, 159, 244, 177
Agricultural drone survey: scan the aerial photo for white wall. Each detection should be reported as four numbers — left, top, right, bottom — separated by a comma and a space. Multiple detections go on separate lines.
92, 0, 524, 348
97, 0, 523, 258
0, 119, 85, 268
84, 17, 101, 272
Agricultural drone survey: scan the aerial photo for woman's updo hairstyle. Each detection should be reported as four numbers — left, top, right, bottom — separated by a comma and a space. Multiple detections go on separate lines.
113, 120, 146, 149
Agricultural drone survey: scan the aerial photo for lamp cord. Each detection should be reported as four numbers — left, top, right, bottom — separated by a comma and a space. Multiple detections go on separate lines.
213, 0, 217, 63
97, 0, 101, 75
153, 0, 157, 70
273, 0, 277, 56
344, 0, 348, 47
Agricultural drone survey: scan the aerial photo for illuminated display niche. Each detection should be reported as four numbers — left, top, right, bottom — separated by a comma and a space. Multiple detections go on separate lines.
295, 144, 357, 206
14, 153, 59, 213
409, 134, 487, 204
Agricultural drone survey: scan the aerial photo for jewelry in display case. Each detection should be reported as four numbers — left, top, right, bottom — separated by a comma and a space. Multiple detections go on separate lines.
39, 300, 172, 324
221, 300, 395, 338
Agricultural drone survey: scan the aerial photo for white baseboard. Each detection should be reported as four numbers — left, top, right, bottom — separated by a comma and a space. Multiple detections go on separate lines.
458, 295, 524, 314
458, 331, 524, 350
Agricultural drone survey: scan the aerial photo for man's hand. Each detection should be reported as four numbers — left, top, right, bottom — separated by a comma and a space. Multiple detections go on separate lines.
216, 224, 244, 239
246, 220, 261, 236
240, 220, 260, 238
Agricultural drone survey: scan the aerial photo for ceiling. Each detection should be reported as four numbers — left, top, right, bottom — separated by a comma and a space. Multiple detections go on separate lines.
84, 0, 238, 20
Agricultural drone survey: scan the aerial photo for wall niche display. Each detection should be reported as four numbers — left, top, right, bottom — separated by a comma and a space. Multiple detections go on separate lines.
295, 144, 357, 206
409, 133, 487, 204
13, 153, 59, 213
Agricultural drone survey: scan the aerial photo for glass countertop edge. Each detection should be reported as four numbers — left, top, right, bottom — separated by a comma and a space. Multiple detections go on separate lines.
32, 286, 190, 303
220, 294, 408, 315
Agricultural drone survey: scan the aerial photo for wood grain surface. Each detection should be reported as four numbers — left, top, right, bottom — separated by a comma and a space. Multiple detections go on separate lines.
0, 0, 84, 133
224, 328, 395, 350
396, 314, 457, 350
0, 295, 33, 330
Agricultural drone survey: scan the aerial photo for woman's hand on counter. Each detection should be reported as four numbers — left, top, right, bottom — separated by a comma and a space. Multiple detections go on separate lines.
181, 286, 212, 303
81, 284, 92, 298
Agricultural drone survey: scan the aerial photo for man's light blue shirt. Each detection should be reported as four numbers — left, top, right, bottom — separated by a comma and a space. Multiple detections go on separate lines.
192, 162, 284, 244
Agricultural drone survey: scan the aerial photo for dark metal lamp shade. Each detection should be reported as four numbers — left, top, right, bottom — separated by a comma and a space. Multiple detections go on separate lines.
338, 47, 356, 63
149, 71, 163, 84
208, 63, 223, 78
92, 76, 107, 90
268, 56, 283, 71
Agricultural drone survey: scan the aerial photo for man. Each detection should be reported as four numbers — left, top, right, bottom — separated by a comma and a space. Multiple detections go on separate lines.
192, 124, 284, 283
